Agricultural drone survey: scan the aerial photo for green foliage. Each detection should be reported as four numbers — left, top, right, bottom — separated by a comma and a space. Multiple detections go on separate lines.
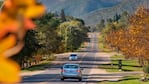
101, 11, 129, 35
12, 30, 39, 67
84, 0, 148, 25
143, 65, 149, 74
113, 13, 121, 22
100, 75, 149, 84
60, 9, 66, 22
58, 20, 88, 51
99, 54, 142, 72
98, 35, 112, 52
35, 13, 61, 54
102, 22, 115, 34
143, 65, 149, 81
13, 12, 88, 68
0, 1, 3, 7
96, 19, 105, 31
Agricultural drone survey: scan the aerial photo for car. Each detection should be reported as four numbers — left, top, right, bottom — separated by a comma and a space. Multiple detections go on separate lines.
69, 54, 78, 61
60, 64, 83, 81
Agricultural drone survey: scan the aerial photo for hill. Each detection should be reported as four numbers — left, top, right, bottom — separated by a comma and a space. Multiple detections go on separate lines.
40, 0, 121, 17
40, 0, 149, 26
83, 0, 149, 25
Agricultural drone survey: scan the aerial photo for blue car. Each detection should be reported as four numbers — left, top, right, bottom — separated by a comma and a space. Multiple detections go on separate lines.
60, 64, 83, 81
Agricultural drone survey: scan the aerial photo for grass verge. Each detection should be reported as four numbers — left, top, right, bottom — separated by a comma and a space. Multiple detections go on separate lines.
99, 54, 142, 72
22, 60, 52, 71
22, 55, 56, 71
98, 35, 112, 52
99, 75, 149, 84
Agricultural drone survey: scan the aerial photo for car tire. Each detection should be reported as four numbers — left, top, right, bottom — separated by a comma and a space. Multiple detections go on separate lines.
61, 78, 64, 81
78, 78, 82, 81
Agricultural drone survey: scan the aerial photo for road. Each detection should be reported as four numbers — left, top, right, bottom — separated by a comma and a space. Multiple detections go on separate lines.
21, 33, 115, 84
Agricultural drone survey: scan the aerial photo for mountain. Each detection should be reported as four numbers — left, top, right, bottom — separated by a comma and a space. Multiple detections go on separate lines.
40, 0, 121, 17
83, 0, 149, 25
40, 0, 149, 26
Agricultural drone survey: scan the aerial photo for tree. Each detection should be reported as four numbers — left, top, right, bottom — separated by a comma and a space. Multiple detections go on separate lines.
35, 13, 61, 54
58, 20, 88, 51
117, 11, 129, 28
107, 18, 113, 23
105, 7, 149, 66
96, 19, 105, 31
12, 30, 39, 68
113, 13, 121, 23
61, 9, 66, 22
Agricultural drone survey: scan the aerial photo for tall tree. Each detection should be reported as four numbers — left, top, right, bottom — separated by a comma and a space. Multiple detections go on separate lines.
58, 20, 88, 51
96, 19, 105, 31
61, 9, 66, 22
105, 7, 149, 66
12, 30, 39, 68
113, 13, 121, 23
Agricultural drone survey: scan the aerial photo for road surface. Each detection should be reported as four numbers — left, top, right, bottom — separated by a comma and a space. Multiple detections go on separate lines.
21, 33, 115, 84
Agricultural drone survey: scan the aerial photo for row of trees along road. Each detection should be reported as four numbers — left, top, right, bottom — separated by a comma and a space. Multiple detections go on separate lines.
12, 10, 89, 68
100, 7, 149, 72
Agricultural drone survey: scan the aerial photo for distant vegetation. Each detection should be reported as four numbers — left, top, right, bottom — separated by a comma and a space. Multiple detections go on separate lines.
40, 0, 149, 26
100, 7, 149, 80
40, 0, 120, 18
13, 10, 89, 69
84, 0, 149, 25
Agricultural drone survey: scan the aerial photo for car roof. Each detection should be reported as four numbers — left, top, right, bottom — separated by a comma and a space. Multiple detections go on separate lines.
63, 63, 79, 66
70, 54, 77, 56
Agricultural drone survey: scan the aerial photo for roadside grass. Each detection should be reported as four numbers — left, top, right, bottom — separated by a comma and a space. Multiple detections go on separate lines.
98, 35, 112, 53
98, 34, 146, 83
22, 60, 52, 71
99, 75, 149, 84
76, 42, 88, 52
99, 43, 112, 52
22, 55, 56, 71
99, 54, 142, 72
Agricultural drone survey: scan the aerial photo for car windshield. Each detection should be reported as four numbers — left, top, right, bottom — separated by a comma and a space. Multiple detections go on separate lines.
70, 54, 77, 57
64, 65, 79, 69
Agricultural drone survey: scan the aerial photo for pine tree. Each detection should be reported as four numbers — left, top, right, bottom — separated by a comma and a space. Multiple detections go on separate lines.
61, 9, 66, 22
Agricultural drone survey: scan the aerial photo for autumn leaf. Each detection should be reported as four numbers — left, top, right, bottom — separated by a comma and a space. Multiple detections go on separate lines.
0, 0, 46, 83
24, 18, 36, 29
24, 5, 46, 18
0, 55, 20, 83
0, 35, 16, 54
1, 0, 45, 32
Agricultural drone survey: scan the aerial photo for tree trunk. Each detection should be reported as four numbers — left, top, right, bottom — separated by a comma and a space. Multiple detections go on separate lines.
139, 57, 144, 67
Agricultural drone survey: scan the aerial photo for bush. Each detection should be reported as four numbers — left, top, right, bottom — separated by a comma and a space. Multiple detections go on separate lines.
46, 55, 56, 61
143, 65, 149, 74
142, 65, 149, 81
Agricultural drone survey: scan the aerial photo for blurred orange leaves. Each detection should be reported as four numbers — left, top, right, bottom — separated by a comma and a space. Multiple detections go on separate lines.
0, 35, 16, 54
0, 56, 21, 83
0, 0, 45, 83
0, 0, 46, 38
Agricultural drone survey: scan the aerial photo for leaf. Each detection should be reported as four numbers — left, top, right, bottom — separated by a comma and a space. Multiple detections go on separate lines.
24, 18, 36, 29
0, 35, 16, 54
13, 0, 35, 6
24, 5, 46, 18
0, 55, 21, 83
0, 13, 19, 39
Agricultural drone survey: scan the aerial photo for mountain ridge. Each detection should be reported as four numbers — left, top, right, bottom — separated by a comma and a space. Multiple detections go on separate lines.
40, 0, 121, 17
83, 0, 149, 25
40, 0, 149, 26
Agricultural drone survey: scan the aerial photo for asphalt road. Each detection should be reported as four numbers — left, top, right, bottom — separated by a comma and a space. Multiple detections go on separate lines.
21, 33, 111, 84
